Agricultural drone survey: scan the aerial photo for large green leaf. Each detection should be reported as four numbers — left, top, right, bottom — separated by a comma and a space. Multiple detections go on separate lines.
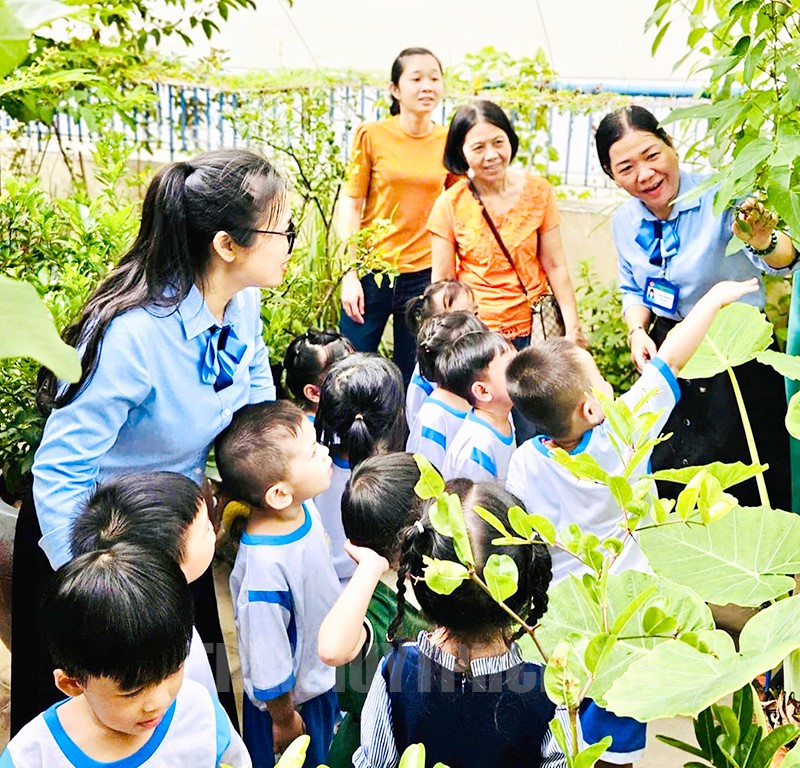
605, 595, 800, 721
640, 507, 800, 606
756, 349, 800, 380
649, 461, 767, 490
0, 276, 79, 381
0, 0, 75, 78
787, 392, 800, 440
679, 303, 773, 380
527, 571, 713, 703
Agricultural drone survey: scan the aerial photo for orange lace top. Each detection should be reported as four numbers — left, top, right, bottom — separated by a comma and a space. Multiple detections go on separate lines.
427, 175, 561, 339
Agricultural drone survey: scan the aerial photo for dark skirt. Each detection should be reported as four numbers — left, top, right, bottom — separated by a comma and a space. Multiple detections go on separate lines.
10, 492, 239, 735
649, 317, 791, 510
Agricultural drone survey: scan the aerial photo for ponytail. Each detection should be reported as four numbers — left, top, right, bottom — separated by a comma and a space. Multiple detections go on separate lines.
37, 149, 286, 412
388, 520, 427, 644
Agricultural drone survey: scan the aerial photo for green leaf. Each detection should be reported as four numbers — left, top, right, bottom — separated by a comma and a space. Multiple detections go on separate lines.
680, 303, 774, 380
534, 571, 713, 703
786, 391, 800, 440
756, 349, 800, 380
483, 553, 519, 602
528, 514, 557, 545
551, 449, 611, 484
0, 276, 80, 381
584, 632, 616, 675
605, 594, 800, 721
640, 506, 800, 606
651, 21, 670, 56
766, 185, 800, 241
430, 495, 453, 537
508, 505, 534, 539
447, 492, 475, 567
473, 504, 512, 538
398, 743, 426, 768
412, 454, 445, 499
655, 735, 708, 760
422, 556, 469, 595
782, 741, 800, 768
274, 735, 310, 768
650, 461, 768, 490
752, 724, 800, 768
545, 637, 590, 708
574, 738, 614, 768
643, 605, 678, 636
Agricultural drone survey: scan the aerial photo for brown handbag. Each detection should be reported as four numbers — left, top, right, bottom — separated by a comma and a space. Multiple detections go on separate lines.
468, 180, 566, 343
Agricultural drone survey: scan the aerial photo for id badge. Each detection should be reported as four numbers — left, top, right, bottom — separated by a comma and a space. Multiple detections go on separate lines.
643, 276, 679, 313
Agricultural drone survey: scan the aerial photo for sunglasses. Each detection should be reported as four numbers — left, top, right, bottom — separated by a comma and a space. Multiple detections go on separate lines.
249, 220, 296, 254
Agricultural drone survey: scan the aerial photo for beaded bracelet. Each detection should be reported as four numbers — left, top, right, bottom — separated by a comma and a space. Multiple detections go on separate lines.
745, 230, 778, 256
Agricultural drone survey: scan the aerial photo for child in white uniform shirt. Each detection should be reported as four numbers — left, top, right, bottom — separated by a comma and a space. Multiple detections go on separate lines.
2, 544, 249, 768
440, 330, 517, 483
216, 400, 341, 768
505, 278, 758, 768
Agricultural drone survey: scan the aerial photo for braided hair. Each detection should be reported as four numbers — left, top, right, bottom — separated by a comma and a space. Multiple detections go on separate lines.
388, 479, 552, 645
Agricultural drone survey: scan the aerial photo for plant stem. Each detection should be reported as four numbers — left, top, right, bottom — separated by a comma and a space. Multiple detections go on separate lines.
727, 365, 770, 507
468, 572, 549, 662
569, 707, 580, 758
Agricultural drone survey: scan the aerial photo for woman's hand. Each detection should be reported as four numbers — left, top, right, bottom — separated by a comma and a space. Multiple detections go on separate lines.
732, 197, 778, 250
341, 270, 365, 324
629, 327, 657, 373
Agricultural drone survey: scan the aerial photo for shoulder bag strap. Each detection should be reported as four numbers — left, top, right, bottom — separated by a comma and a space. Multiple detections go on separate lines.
468, 179, 528, 298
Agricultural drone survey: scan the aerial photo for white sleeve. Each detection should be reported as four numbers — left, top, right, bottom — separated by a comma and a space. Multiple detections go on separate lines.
540, 706, 569, 768
352, 659, 399, 768
212, 694, 253, 768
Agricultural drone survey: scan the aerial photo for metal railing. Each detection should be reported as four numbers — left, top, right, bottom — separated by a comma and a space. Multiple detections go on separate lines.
0, 80, 707, 191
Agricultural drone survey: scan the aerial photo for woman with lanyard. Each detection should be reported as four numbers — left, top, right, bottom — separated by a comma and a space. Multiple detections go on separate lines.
339, 47, 448, 387
12, 149, 291, 732
596, 105, 798, 507
428, 100, 584, 350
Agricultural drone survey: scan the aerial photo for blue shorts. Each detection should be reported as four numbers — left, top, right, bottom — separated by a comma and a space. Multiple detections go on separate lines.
579, 699, 647, 764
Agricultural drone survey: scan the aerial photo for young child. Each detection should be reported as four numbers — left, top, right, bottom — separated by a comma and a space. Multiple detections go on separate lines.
439, 330, 517, 483
354, 479, 564, 768
2, 543, 249, 767
505, 278, 758, 768
405, 280, 478, 429
317, 453, 429, 768
314, 353, 406, 584
283, 328, 355, 421
70, 471, 219, 697
215, 400, 340, 768
406, 311, 487, 469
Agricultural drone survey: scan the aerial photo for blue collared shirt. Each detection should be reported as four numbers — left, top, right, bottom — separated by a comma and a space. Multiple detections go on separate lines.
614, 171, 796, 320
32, 285, 275, 569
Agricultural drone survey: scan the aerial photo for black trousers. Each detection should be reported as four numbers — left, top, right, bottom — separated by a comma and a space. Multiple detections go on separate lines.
10, 492, 239, 735
649, 317, 791, 510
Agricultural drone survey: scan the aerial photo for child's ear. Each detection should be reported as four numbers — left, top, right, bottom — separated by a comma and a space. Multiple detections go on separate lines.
580, 394, 604, 427
54, 669, 85, 698
264, 482, 293, 511
471, 380, 491, 405
303, 383, 321, 405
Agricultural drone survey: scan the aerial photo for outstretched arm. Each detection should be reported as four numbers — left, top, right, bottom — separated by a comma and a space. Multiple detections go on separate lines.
657, 278, 759, 375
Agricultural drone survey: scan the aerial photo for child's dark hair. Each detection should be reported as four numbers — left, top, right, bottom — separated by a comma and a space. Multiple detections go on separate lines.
70, 472, 203, 563
595, 105, 673, 178
389, 47, 443, 116
44, 543, 193, 689
283, 328, 355, 410
506, 339, 590, 438
316, 353, 406, 469
434, 330, 511, 405
215, 400, 306, 507
417, 311, 487, 384
404, 280, 476, 338
389, 480, 551, 643
341, 453, 422, 564
443, 100, 519, 175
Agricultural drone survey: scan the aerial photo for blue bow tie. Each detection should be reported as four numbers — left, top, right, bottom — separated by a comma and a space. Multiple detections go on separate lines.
635, 219, 680, 266
202, 325, 247, 392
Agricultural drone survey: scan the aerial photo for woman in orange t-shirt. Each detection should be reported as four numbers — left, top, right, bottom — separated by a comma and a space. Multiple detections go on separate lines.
339, 48, 448, 385
428, 100, 584, 347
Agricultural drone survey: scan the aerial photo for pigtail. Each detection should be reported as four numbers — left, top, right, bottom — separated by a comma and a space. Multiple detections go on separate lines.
388, 521, 426, 645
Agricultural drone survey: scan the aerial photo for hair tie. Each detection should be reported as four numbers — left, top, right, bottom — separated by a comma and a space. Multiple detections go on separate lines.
414, 520, 425, 534
354, 413, 364, 421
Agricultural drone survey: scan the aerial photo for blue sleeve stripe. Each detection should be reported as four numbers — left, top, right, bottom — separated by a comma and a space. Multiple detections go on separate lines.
420, 426, 446, 449
0, 749, 15, 768
412, 374, 434, 395
651, 356, 682, 403
470, 447, 497, 477
212, 691, 232, 764
247, 589, 296, 652
254, 672, 296, 701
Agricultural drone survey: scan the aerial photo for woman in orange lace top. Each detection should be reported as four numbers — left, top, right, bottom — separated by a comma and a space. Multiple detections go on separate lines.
427, 100, 584, 346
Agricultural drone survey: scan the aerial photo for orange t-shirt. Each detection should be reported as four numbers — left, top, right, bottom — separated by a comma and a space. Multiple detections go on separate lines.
344, 116, 449, 274
427, 175, 561, 339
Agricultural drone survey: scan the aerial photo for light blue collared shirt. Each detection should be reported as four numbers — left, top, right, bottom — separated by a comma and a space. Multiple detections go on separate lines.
614, 171, 796, 320
32, 285, 275, 569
